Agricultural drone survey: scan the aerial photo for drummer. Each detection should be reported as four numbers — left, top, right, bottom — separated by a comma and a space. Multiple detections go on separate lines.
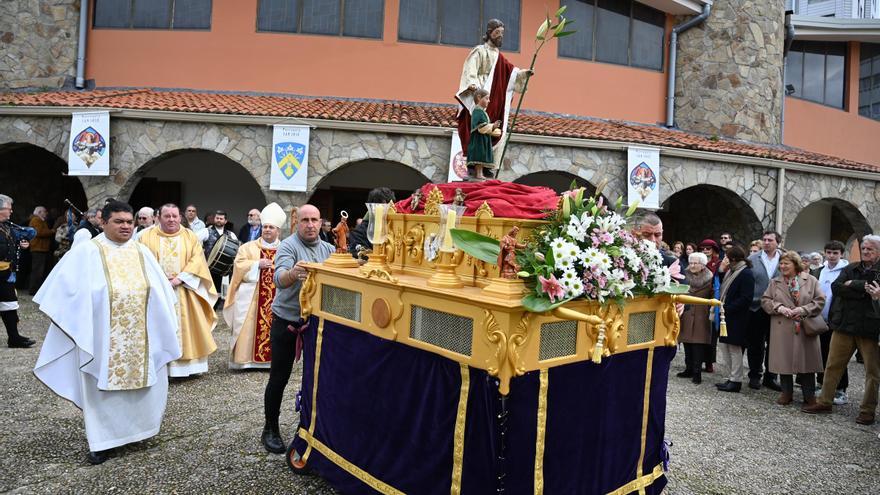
198, 210, 239, 304
140, 203, 219, 378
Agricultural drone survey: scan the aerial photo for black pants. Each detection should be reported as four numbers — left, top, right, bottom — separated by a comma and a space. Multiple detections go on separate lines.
818, 330, 848, 391
1, 280, 22, 344
684, 343, 707, 375
746, 309, 777, 381
264, 313, 299, 428
781, 373, 816, 399
211, 272, 223, 296
28, 252, 49, 295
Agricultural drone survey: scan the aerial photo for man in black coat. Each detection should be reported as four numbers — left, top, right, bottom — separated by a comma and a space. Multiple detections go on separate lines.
0, 193, 35, 348
348, 187, 395, 259
804, 235, 880, 425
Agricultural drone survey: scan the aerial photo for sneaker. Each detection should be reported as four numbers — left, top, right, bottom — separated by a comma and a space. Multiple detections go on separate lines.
833, 391, 848, 406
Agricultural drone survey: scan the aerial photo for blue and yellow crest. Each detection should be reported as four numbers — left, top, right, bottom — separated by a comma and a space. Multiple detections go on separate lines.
275, 142, 306, 179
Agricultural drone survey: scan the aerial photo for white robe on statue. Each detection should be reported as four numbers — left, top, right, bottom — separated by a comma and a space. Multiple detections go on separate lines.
33, 236, 181, 452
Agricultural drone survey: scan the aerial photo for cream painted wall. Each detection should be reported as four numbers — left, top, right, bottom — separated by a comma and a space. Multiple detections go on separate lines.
785, 202, 832, 253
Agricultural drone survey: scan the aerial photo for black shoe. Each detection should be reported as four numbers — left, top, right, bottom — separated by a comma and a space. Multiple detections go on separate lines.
763, 378, 783, 392
87, 450, 110, 465
262, 427, 285, 454
692, 374, 702, 385
676, 370, 694, 378
718, 381, 742, 393
18, 335, 35, 345
8, 339, 34, 349
748, 377, 761, 390
716, 380, 731, 389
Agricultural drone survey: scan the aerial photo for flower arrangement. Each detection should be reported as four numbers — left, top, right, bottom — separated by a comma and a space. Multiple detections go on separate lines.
515, 185, 683, 312
451, 183, 684, 313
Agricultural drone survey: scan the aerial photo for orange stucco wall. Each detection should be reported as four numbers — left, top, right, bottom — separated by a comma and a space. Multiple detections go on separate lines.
784, 43, 880, 168
85, 0, 668, 124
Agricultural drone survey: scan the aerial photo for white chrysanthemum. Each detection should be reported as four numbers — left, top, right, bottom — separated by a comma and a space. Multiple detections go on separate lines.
567, 279, 585, 298
560, 268, 578, 286
555, 256, 575, 271
594, 251, 613, 271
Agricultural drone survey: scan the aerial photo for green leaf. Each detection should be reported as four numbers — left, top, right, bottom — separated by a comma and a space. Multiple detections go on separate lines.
625, 200, 640, 217
553, 18, 567, 36
522, 294, 573, 313
555, 5, 568, 17
555, 31, 577, 37
568, 179, 578, 190
449, 229, 500, 264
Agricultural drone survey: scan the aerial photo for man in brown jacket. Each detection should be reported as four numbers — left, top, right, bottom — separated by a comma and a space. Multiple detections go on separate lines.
28, 206, 54, 295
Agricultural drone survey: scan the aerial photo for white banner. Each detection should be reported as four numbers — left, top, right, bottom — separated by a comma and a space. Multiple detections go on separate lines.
67, 111, 110, 176
627, 146, 660, 210
447, 132, 468, 182
270, 125, 310, 191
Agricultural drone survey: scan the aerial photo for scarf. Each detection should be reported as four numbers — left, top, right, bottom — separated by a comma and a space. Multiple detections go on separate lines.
719, 260, 746, 303
785, 275, 802, 335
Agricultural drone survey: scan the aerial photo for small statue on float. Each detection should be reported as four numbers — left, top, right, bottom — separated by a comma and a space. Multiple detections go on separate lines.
332, 211, 350, 254
497, 226, 526, 279
410, 188, 423, 212
453, 188, 467, 207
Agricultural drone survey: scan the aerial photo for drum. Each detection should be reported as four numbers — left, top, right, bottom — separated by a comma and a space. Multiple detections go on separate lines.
207, 235, 240, 277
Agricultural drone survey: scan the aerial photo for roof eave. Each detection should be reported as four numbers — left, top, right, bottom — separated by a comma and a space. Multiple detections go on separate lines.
792, 15, 880, 42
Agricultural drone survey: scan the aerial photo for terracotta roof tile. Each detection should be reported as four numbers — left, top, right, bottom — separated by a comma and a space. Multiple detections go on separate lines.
0, 89, 876, 174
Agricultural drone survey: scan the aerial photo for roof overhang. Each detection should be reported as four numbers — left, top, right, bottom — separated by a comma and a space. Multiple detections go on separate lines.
637, 0, 708, 16
792, 15, 880, 43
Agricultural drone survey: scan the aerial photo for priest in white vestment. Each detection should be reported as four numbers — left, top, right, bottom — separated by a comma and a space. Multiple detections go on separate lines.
139, 203, 218, 377
223, 203, 286, 369
33, 201, 181, 464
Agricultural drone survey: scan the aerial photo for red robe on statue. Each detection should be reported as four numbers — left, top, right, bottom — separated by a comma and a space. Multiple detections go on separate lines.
456, 52, 517, 156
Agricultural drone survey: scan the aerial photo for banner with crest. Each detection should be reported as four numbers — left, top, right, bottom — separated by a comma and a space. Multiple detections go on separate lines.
627, 146, 660, 210
270, 125, 310, 192
67, 111, 110, 176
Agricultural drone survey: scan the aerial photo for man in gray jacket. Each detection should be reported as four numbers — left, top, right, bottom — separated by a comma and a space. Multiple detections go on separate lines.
746, 231, 784, 391
261, 204, 334, 454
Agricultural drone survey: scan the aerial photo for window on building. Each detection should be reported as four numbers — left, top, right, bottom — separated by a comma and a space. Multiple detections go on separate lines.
398, 0, 521, 52
785, 40, 846, 108
94, 0, 212, 29
859, 43, 880, 121
558, 0, 665, 71
256, 0, 384, 39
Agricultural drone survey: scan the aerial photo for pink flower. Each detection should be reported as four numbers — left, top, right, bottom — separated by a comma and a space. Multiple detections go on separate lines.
538, 274, 566, 302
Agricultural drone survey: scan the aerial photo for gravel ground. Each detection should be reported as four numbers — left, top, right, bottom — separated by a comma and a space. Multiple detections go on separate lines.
2, 294, 878, 494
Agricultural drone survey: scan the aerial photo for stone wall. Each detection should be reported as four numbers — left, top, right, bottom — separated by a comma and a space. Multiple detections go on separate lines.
781, 170, 879, 234
0, 0, 80, 89
674, 0, 785, 144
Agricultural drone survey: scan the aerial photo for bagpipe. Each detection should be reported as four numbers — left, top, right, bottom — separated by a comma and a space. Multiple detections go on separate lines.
7, 221, 36, 243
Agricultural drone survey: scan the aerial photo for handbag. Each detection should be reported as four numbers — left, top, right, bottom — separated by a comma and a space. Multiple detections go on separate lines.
802, 314, 829, 337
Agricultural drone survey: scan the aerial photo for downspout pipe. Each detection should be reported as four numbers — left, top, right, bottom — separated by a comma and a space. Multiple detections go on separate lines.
75, 0, 89, 89
666, 4, 711, 128
780, 11, 795, 143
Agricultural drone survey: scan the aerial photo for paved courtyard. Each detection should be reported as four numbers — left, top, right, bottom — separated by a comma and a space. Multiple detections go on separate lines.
1, 295, 877, 494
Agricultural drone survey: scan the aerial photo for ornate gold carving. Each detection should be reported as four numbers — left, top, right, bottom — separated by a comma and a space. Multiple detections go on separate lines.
403, 224, 426, 264
594, 304, 624, 357
507, 313, 531, 376
483, 309, 506, 377
362, 267, 399, 284
423, 186, 444, 216
387, 200, 397, 214
662, 296, 681, 346
299, 271, 317, 319
475, 201, 494, 219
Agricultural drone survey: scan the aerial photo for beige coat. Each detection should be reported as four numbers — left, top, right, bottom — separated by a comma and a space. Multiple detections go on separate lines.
760, 272, 825, 374
679, 269, 714, 345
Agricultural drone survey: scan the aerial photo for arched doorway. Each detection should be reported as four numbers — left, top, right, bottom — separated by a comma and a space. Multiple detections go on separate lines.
127, 150, 266, 233
785, 198, 872, 253
0, 143, 87, 223
514, 171, 596, 195
658, 185, 763, 247
308, 159, 430, 223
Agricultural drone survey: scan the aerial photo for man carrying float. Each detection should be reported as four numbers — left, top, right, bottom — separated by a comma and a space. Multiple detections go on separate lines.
223, 203, 286, 370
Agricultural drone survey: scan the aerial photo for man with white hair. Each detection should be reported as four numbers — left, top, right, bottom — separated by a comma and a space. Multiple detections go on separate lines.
804, 234, 880, 425
223, 203, 285, 370
136, 207, 155, 232
238, 208, 263, 242
72, 207, 102, 249
0, 194, 35, 348
28, 206, 55, 294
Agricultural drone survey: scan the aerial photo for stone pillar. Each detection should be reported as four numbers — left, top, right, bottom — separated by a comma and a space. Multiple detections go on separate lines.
673, 0, 785, 144
0, 0, 81, 89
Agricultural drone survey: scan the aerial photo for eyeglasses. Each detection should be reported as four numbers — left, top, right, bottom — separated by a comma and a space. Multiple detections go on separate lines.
138, 216, 148, 220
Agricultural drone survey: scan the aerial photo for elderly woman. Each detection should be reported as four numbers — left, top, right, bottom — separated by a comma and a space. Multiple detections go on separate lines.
761, 251, 826, 406
716, 246, 755, 392
677, 252, 715, 384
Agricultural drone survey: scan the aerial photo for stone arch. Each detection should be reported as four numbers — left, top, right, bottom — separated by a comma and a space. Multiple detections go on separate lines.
308, 158, 431, 222
513, 170, 596, 194
658, 184, 764, 246
781, 171, 880, 237
785, 197, 872, 253
0, 142, 87, 224
122, 148, 267, 233
308, 129, 449, 191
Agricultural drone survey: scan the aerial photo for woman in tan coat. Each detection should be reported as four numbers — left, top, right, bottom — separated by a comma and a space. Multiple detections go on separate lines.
677, 252, 714, 384
761, 251, 825, 406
